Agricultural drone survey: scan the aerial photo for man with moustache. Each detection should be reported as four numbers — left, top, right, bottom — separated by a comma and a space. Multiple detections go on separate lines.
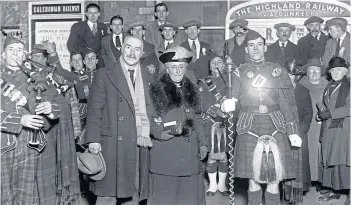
67, 3, 107, 67
322, 18, 350, 66
101, 15, 125, 65
221, 19, 250, 66
266, 23, 300, 66
85, 36, 153, 205
297, 16, 330, 65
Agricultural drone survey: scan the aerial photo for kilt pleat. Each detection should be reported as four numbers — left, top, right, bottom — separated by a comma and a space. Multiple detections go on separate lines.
233, 115, 296, 180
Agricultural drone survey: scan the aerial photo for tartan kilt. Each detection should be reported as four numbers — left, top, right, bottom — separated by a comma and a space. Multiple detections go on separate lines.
1, 130, 39, 205
233, 115, 296, 180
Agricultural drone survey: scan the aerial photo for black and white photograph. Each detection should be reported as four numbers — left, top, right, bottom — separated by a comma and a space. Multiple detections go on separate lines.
0, 0, 350, 204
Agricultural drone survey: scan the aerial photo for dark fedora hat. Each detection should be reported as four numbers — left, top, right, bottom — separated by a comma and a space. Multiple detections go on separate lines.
77, 151, 106, 181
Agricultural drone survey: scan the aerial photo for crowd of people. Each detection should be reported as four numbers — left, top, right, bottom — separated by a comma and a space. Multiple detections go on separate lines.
1, 2, 350, 205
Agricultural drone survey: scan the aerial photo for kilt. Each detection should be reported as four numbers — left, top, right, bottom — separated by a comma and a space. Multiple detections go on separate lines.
147, 172, 206, 205
1, 130, 39, 205
233, 115, 296, 180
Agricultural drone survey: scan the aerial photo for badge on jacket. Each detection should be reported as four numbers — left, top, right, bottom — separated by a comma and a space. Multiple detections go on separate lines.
154, 116, 163, 125
272, 68, 282, 77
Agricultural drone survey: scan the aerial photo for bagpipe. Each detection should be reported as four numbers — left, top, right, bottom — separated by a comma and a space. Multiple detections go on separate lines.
16, 56, 76, 152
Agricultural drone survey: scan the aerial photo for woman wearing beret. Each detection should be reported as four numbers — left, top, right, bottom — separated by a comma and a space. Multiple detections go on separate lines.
318, 57, 350, 204
285, 59, 313, 192
148, 46, 208, 205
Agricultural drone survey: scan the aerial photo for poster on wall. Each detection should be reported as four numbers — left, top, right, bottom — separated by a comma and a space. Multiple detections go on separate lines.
225, 0, 351, 44
29, 1, 83, 71
32, 19, 80, 71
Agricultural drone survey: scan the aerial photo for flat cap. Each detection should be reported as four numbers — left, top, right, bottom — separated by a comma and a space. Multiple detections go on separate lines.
77, 151, 106, 181
304, 16, 324, 26
183, 20, 201, 29
229, 19, 249, 29
159, 22, 179, 32
159, 46, 193, 64
31, 44, 48, 55
274, 23, 296, 31
81, 46, 96, 57
246, 29, 264, 42
126, 16, 146, 32
325, 18, 348, 29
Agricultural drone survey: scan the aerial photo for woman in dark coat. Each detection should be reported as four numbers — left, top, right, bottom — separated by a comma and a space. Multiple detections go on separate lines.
317, 57, 350, 204
285, 59, 313, 192
148, 46, 208, 205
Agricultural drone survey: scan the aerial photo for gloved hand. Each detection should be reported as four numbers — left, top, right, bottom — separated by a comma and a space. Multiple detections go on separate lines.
160, 130, 175, 141
89, 143, 101, 154
288, 134, 302, 148
221, 98, 238, 113
199, 146, 208, 160
318, 110, 332, 120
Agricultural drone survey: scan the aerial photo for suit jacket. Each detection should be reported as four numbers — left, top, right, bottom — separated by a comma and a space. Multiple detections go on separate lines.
266, 40, 300, 66
220, 36, 249, 66
145, 21, 183, 48
180, 40, 212, 80
297, 33, 330, 65
85, 60, 154, 199
322, 32, 350, 66
101, 33, 126, 65
141, 40, 159, 83
67, 21, 107, 54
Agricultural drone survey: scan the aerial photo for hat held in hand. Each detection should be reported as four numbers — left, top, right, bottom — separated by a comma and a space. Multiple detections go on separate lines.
77, 151, 106, 181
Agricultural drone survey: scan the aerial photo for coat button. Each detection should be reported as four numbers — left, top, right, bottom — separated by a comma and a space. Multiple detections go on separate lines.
118, 136, 122, 140
185, 109, 190, 113
119, 117, 124, 121
187, 139, 191, 142
119, 97, 123, 101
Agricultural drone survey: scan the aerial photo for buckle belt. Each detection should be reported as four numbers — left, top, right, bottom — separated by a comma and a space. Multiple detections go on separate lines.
241, 104, 280, 114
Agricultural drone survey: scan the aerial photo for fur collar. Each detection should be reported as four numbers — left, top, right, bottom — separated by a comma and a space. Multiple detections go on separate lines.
150, 73, 202, 116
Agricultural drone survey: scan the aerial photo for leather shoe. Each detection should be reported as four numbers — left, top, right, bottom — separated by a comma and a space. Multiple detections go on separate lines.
318, 192, 341, 201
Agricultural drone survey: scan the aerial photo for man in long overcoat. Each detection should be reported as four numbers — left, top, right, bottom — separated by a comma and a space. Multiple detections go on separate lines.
85, 36, 154, 205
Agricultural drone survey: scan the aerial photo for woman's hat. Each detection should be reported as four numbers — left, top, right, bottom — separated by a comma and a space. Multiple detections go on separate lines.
302, 58, 326, 74
327, 56, 350, 71
159, 46, 193, 64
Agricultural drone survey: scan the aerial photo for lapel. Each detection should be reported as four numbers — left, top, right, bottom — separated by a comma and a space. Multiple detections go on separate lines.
107, 61, 135, 115
272, 41, 283, 58
341, 32, 350, 49
109, 34, 121, 62
157, 41, 166, 54
181, 41, 191, 51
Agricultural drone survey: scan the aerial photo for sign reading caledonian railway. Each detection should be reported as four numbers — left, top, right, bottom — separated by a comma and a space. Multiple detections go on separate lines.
225, 0, 351, 44
32, 3, 82, 15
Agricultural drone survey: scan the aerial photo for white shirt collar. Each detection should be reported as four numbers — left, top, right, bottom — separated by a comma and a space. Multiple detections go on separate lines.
187, 38, 200, 59
164, 39, 174, 48
278, 40, 288, 47
312, 32, 321, 40
87, 20, 96, 30
112, 33, 123, 48
339, 32, 347, 45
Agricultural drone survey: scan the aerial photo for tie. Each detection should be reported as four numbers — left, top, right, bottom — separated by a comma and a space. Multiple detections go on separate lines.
191, 40, 197, 61
314, 35, 318, 41
92, 23, 97, 35
115, 35, 121, 49
280, 42, 285, 56
165, 41, 170, 49
335, 38, 341, 57
128, 69, 135, 88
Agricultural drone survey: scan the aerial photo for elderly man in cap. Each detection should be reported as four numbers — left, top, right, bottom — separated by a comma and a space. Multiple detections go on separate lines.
180, 20, 213, 80
317, 57, 350, 205
101, 15, 125, 65
148, 45, 207, 205
322, 17, 350, 66
221, 19, 250, 66
221, 30, 303, 205
297, 16, 330, 65
266, 23, 300, 66
85, 36, 154, 205
128, 17, 159, 82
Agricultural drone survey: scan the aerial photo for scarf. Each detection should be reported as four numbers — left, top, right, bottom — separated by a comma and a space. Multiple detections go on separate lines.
329, 76, 350, 128
119, 58, 152, 147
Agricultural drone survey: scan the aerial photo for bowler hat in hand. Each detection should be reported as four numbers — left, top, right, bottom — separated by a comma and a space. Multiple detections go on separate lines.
77, 151, 106, 181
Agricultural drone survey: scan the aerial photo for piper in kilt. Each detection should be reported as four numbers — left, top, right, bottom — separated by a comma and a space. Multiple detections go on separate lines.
198, 53, 230, 196
221, 30, 303, 205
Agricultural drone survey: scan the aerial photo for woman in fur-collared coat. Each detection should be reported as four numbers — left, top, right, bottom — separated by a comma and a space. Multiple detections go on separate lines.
148, 46, 208, 205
